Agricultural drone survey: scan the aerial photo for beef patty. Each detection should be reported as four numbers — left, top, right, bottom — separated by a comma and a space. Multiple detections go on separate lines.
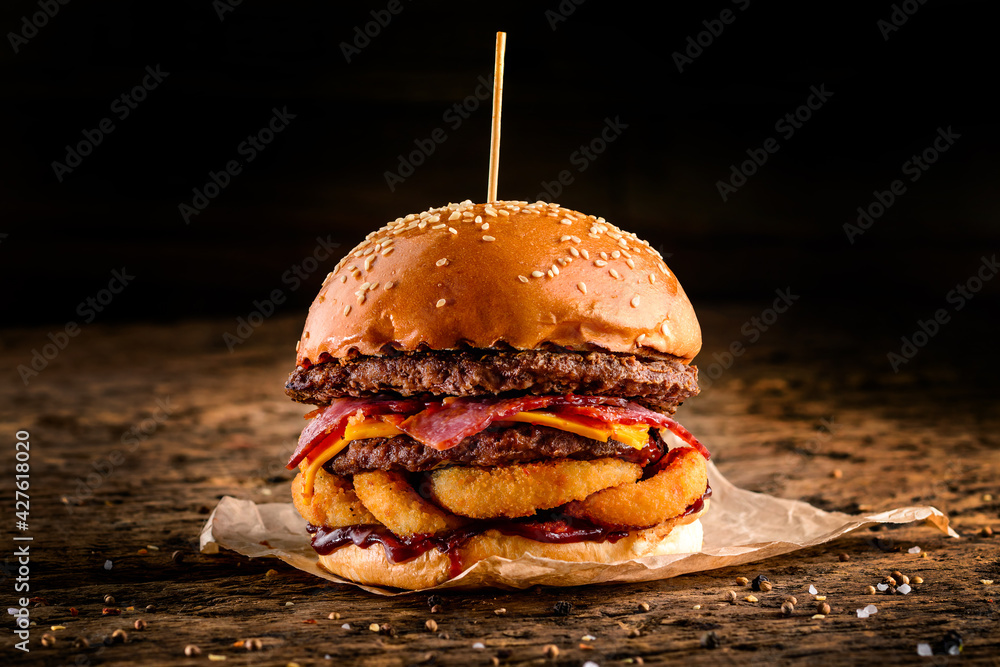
324, 423, 666, 476
287, 349, 699, 412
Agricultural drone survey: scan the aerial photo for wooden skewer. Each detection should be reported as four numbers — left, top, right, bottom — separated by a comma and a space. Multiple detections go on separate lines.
487, 31, 506, 203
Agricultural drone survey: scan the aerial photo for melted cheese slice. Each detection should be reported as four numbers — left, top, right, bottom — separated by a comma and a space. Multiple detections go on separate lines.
300, 410, 651, 496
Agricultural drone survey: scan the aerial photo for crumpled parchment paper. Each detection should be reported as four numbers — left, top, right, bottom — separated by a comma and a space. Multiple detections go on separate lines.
200, 460, 957, 594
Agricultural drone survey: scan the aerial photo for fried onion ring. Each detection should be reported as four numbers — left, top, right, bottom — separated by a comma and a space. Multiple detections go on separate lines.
563, 447, 708, 528
353, 470, 468, 536
429, 458, 642, 519
291, 469, 380, 528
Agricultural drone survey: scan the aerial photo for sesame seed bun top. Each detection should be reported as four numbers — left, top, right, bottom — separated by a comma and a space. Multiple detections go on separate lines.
294, 200, 701, 367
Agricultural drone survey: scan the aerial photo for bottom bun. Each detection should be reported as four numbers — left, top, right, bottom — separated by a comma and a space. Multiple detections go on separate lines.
316, 501, 708, 590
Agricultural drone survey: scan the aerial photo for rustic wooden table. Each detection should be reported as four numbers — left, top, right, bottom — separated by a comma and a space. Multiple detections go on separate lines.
2, 304, 997, 666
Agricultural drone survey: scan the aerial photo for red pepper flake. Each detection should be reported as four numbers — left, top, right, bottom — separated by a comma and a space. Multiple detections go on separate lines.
303, 619, 317, 624
102, 608, 121, 616
70, 608, 79, 617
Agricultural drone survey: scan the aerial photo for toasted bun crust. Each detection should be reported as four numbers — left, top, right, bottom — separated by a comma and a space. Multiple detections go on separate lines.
296, 201, 701, 366
316, 504, 707, 590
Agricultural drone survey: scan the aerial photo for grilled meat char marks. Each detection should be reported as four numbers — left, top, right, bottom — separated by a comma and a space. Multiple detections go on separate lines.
324, 424, 666, 476
286, 349, 699, 413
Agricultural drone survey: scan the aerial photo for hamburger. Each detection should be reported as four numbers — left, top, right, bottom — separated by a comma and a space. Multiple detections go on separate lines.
285, 199, 710, 590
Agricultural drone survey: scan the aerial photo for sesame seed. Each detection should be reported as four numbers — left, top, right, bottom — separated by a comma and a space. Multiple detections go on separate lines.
556, 257, 568, 266
499, 210, 510, 216
569, 247, 580, 257
601, 252, 608, 260
436, 258, 449, 267
518, 275, 529, 283
418, 221, 427, 229
637, 333, 646, 345
448, 227, 458, 234
436, 299, 446, 308
547, 212, 559, 218
481, 222, 489, 230
475, 215, 483, 223
649, 273, 656, 283
340, 275, 347, 283
609, 269, 620, 279
484, 207, 497, 217
595, 259, 607, 267
560, 235, 571, 242
482, 235, 496, 242
381, 247, 394, 256
611, 250, 620, 259
631, 295, 640, 308
385, 281, 394, 290
551, 264, 559, 275
432, 223, 446, 229
577, 282, 587, 294
364, 256, 376, 271
560, 218, 572, 225
588, 233, 600, 239
369, 282, 379, 291
580, 249, 590, 259
360, 282, 370, 291
661, 322, 671, 336
531, 270, 544, 278
546, 269, 554, 278
362, 246, 375, 256
343, 305, 351, 316
449, 211, 461, 221
626, 258, 636, 269
619, 238, 629, 248
295, 340, 300, 352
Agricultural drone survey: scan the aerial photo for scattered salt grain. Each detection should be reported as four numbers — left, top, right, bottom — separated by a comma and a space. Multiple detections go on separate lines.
808, 585, 818, 595
908, 546, 921, 554
916, 643, 933, 657
472, 642, 485, 650
341, 624, 350, 630
856, 608, 870, 619
104, 560, 113, 570
877, 583, 889, 592
581, 634, 597, 641
583, 662, 600, 667
865, 604, 878, 614
898, 584, 912, 594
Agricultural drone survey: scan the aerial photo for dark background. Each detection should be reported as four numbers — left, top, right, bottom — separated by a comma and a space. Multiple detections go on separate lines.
1, 0, 997, 376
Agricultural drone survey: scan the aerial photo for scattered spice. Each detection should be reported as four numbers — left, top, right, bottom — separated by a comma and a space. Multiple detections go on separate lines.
73, 637, 90, 649
883, 576, 897, 587
553, 600, 573, 616
628, 627, 641, 638
494, 608, 507, 616
543, 645, 560, 658
980, 526, 994, 537
430, 605, 442, 614
832, 468, 843, 479
735, 576, 749, 586
814, 595, 827, 601
245, 638, 263, 651
427, 595, 442, 609
207, 655, 226, 662
425, 619, 438, 632
838, 553, 851, 562
264, 568, 279, 578
817, 602, 831, 615
133, 619, 147, 630
638, 601, 650, 612
70, 607, 79, 616
780, 601, 795, 616
700, 631, 721, 649
745, 595, 758, 603
103, 594, 116, 605
760, 581, 773, 592
939, 630, 964, 655
866, 585, 877, 594
907, 546, 921, 554
369, 623, 380, 632
751, 575, 769, 591
111, 629, 128, 644
981, 579, 994, 585
811, 614, 826, 620
912, 576, 924, 584
891, 570, 904, 582
171, 551, 185, 564
808, 585, 818, 595
145, 604, 157, 612
184, 645, 201, 657
783, 595, 798, 605
102, 608, 121, 616
725, 590, 737, 603
328, 612, 341, 620
41, 633, 56, 648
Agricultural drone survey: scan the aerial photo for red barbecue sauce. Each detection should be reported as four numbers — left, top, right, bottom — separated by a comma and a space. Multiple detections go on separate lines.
308, 484, 712, 578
